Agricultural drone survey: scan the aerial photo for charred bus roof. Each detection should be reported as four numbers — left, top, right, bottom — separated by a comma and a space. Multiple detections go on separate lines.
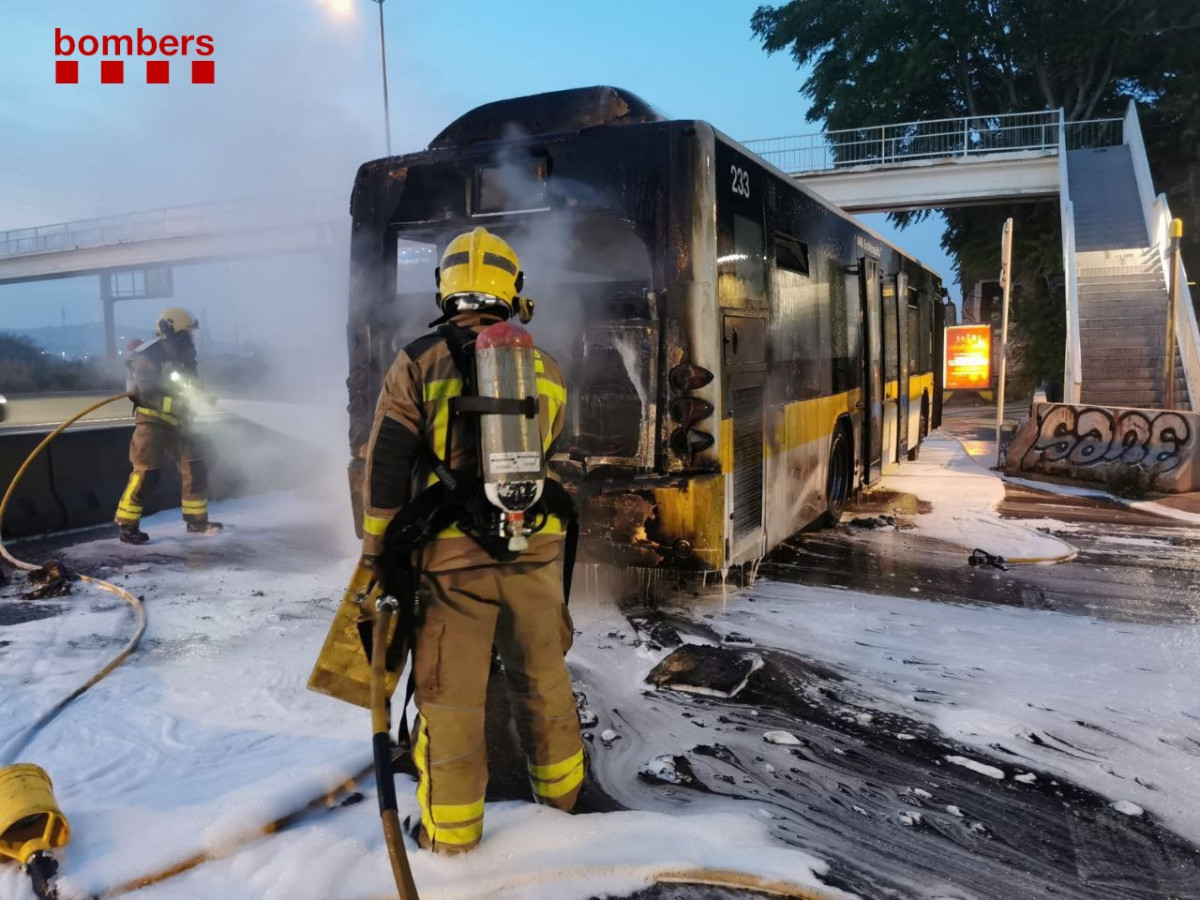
428, 86, 663, 150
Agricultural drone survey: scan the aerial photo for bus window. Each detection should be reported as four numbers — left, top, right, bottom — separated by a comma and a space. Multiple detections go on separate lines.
883, 279, 898, 388
396, 237, 439, 294
774, 233, 809, 276
832, 258, 860, 393
907, 295, 920, 375
718, 213, 767, 309
773, 266, 830, 400
918, 293, 933, 372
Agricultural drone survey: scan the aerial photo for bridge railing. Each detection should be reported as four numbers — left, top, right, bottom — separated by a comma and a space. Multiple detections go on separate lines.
1064, 117, 1123, 150
1058, 110, 1083, 403
0, 190, 346, 260
746, 110, 1122, 176
1125, 101, 1200, 408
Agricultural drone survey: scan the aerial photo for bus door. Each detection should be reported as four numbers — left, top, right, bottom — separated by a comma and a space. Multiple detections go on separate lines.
859, 258, 884, 485
716, 143, 767, 563
881, 275, 900, 466
895, 273, 910, 460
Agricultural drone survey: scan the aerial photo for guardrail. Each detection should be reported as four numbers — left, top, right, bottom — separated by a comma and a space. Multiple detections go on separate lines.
1125, 101, 1200, 409
746, 111, 1123, 176
1058, 109, 1083, 403
746, 110, 1065, 174
0, 189, 346, 260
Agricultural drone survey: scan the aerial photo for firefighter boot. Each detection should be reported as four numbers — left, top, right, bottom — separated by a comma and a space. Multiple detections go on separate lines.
118, 524, 150, 545
186, 520, 224, 535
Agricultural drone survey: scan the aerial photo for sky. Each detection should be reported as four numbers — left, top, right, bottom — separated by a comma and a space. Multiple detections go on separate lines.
0, 0, 954, 342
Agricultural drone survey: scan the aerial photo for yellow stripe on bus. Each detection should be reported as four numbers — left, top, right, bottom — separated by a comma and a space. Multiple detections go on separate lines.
772, 388, 863, 458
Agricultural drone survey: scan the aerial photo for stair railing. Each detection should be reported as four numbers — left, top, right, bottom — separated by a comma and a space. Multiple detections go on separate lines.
1058, 108, 1083, 403
1125, 101, 1200, 408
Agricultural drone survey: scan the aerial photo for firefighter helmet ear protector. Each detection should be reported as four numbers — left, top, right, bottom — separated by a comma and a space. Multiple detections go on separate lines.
155, 307, 199, 337
437, 228, 523, 318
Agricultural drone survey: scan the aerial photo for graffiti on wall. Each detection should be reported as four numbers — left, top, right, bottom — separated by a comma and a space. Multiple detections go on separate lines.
1023, 405, 1194, 474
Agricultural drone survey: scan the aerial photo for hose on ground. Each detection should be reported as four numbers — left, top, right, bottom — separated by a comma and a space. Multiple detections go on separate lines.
0, 394, 146, 766
98, 764, 373, 898
370, 596, 419, 900
967, 546, 1078, 570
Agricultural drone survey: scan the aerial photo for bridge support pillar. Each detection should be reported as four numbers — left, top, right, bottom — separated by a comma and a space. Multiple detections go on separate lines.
100, 273, 116, 363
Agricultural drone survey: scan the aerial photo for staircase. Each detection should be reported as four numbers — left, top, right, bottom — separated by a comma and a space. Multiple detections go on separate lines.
1067, 146, 1189, 409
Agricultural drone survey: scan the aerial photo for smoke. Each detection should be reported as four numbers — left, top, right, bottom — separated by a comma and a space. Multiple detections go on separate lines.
0, 0, 451, 547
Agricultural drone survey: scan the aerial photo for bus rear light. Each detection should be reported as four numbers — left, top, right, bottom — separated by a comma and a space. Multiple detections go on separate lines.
669, 397, 714, 426
670, 428, 715, 456
669, 363, 713, 393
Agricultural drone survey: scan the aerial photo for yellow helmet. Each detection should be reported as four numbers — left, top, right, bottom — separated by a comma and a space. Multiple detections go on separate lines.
436, 228, 525, 317
155, 307, 199, 336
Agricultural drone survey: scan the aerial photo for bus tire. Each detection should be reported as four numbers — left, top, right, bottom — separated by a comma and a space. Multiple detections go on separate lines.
825, 424, 852, 525
907, 396, 929, 461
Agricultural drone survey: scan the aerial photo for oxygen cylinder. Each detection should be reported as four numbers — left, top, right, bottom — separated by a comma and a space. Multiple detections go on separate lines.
474, 321, 545, 551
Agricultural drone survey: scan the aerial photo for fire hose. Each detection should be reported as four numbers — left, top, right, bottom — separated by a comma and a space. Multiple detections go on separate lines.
0, 394, 146, 898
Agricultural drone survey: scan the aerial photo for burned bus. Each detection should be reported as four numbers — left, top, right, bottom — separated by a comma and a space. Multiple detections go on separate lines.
345, 86, 944, 573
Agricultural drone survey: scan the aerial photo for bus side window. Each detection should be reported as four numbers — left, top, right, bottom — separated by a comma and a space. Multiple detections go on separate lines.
907, 300, 920, 375
917, 293, 933, 372
832, 259, 860, 393
773, 234, 828, 400
718, 213, 767, 309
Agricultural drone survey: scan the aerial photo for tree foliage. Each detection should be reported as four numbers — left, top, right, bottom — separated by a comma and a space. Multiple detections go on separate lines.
751, 0, 1191, 127
752, 0, 1200, 395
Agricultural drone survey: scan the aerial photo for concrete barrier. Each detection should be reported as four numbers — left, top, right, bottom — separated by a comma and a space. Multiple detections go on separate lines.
1005, 402, 1200, 492
1, 414, 333, 540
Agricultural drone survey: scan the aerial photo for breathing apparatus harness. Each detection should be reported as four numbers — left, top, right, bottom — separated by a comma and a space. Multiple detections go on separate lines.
376, 322, 579, 604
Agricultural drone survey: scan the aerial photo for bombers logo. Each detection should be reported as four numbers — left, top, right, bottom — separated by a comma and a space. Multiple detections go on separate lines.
55, 28, 215, 84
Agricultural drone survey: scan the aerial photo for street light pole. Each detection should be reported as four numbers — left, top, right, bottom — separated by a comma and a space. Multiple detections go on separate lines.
995, 217, 1013, 468
371, 0, 392, 157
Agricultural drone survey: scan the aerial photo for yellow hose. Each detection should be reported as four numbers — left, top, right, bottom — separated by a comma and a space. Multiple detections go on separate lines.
99, 764, 373, 898
0, 394, 147, 765
370, 599, 420, 900
1003, 550, 1078, 564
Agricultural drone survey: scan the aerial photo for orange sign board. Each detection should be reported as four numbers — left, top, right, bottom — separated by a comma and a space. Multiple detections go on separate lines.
944, 325, 992, 390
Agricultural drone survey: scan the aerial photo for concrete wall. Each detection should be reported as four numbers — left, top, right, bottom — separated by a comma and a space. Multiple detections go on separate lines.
1005, 402, 1200, 492
1, 415, 333, 539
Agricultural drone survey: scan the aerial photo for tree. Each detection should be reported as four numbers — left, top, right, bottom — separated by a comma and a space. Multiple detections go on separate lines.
752, 0, 1200, 395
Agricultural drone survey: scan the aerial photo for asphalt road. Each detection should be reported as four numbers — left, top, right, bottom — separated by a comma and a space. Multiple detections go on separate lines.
4, 405, 1199, 899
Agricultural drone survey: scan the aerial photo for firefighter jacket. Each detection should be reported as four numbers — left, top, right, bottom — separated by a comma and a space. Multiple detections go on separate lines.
361, 311, 568, 570
126, 336, 199, 428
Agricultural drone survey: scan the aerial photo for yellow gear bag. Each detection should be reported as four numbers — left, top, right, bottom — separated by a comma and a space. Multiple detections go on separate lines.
307, 563, 403, 709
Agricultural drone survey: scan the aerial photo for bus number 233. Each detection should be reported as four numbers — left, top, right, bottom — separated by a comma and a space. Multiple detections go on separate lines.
730, 165, 751, 198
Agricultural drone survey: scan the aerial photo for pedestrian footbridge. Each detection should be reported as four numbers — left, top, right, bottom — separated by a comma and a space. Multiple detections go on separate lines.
745, 105, 1199, 411
0, 190, 346, 286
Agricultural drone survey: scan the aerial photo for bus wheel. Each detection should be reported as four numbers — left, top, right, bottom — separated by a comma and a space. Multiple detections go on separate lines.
907, 397, 929, 462
825, 426, 852, 525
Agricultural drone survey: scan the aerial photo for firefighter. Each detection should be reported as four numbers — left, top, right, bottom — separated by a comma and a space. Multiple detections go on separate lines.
114, 307, 223, 544
360, 227, 583, 854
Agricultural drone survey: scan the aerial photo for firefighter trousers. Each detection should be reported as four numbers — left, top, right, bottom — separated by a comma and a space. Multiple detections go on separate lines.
410, 558, 584, 854
114, 419, 210, 526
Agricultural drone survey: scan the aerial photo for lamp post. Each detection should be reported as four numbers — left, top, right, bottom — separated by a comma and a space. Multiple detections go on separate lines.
370, 0, 392, 157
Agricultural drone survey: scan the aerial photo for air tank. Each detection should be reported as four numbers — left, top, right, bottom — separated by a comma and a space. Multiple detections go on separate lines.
474, 321, 545, 551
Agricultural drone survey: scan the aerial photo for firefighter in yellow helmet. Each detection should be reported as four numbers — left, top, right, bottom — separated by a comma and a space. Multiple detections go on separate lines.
113, 307, 222, 543
360, 227, 583, 854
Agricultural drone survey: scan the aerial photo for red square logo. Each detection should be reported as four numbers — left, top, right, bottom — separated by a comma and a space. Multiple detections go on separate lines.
146, 60, 169, 84
191, 60, 214, 84
101, 60, 124, 84
55, 60, 78, 84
